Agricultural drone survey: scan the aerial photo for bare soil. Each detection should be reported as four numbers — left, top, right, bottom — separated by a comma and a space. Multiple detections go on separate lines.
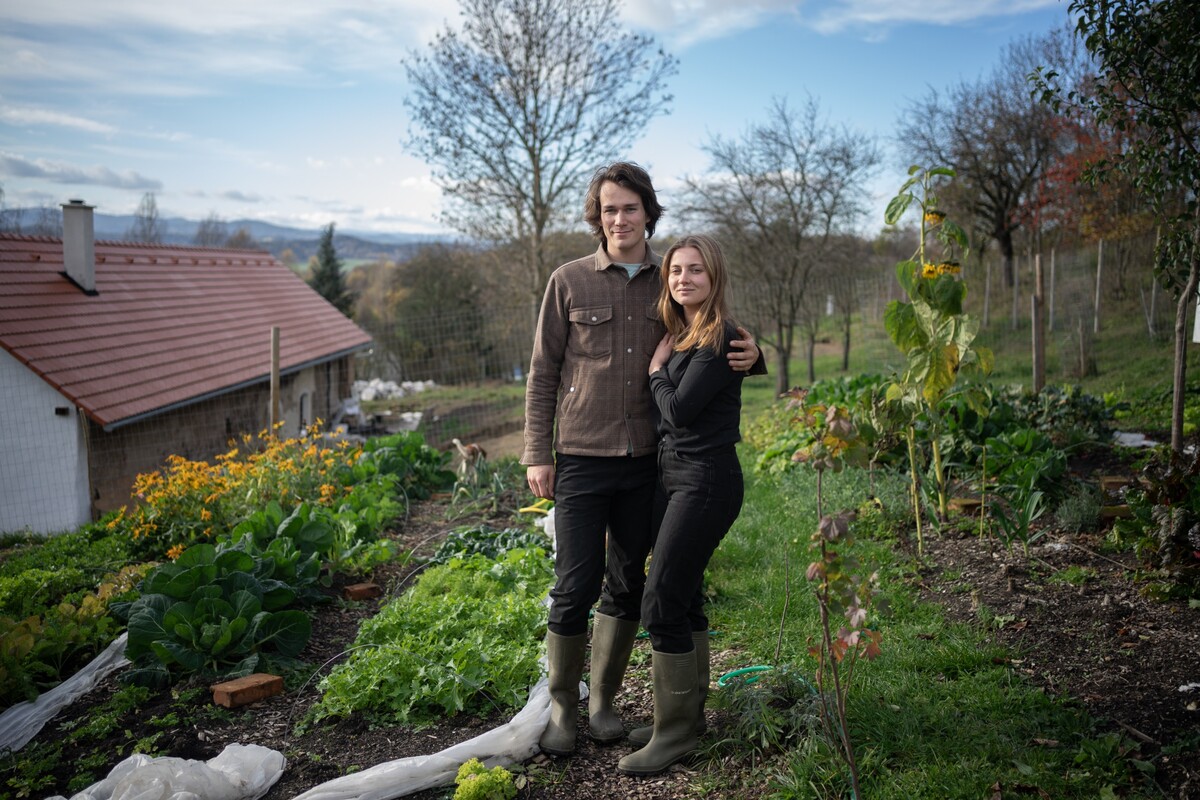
21, 442, 1200, 800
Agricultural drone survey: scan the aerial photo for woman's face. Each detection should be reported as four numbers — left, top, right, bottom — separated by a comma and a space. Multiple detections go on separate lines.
667, 246, 711, 320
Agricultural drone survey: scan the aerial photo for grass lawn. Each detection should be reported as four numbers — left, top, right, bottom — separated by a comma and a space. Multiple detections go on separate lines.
685, 449, 1162, 799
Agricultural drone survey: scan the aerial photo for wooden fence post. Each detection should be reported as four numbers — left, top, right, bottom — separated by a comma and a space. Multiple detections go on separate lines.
270, 326, 281, 430
1033, 253, 1045, 392
1048, 247, 1056, 333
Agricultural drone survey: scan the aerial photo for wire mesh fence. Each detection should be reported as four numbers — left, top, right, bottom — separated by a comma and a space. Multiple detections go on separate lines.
4, 230, 1176, 536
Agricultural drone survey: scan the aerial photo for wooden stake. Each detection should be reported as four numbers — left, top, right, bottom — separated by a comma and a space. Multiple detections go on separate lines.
270, 326, 281, 429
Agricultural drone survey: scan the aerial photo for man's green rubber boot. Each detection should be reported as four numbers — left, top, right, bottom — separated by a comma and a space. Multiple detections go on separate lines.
539, 632, 587, 756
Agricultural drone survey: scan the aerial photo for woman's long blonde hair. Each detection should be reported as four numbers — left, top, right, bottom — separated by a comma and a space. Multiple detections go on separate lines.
657, 234, 736, 354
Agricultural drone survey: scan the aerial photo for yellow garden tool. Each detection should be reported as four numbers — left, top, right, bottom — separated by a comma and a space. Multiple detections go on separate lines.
518, 497, 554, 515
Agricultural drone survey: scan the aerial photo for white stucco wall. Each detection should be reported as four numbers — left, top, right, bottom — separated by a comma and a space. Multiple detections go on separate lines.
284, 366, 317, 437
0, 349, 91, 534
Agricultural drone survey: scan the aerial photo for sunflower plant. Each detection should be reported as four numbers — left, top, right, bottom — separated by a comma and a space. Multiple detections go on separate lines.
882, 165, 993, 550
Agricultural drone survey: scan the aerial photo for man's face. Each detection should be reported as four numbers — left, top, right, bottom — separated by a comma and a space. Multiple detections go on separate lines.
599, 181, 647, 261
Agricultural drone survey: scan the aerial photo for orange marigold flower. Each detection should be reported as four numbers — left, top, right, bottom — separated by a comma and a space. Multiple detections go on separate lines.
167, 543, 185, 560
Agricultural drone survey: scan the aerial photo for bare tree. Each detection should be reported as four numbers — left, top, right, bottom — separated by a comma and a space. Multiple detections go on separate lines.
127, 192, 165, 243
682, 97, 879, 393
193, 212, 229, 247
0, 185, 19, 233
826, 234, 881, 373
402, 0, 678, 310
29, 204, 61, 237
897, 34, 1063, 290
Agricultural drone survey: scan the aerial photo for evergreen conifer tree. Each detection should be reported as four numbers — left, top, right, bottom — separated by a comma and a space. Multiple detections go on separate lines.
309, 222, 354, 316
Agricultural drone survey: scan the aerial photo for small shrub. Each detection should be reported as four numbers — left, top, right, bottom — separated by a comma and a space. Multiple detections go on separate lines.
706, 667, 819, 759
1054, 484, 1103, 534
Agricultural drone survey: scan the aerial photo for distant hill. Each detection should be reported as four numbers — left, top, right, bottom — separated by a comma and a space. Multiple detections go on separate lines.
5, 208, 450, 265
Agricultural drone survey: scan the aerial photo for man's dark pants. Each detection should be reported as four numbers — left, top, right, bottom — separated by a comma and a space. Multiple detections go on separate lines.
547, 453, 657, 636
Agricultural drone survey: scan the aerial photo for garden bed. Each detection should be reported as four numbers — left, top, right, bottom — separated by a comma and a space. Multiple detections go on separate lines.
15, 486, 1198, 800
918, 525, 1199, 798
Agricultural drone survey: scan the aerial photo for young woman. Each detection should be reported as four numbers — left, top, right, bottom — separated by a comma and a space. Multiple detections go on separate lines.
618, 234, 746, 776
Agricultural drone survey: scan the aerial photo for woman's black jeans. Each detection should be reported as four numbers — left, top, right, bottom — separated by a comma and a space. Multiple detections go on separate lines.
546, 452, 657, 636
643, 444, 744, 653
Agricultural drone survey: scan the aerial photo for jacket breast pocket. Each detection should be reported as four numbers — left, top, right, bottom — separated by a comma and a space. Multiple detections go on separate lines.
568, 305, 613, 358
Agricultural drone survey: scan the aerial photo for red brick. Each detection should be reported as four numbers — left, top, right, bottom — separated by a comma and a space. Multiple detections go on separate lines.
343, 582, 383, 601
211, 673, 283, 708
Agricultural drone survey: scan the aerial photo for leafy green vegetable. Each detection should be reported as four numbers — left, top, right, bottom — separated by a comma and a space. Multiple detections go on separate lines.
310, 548, 552, 727
453, 758, 517, 800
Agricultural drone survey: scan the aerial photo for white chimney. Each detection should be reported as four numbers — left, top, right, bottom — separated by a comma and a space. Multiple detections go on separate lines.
61, 199, 96, 293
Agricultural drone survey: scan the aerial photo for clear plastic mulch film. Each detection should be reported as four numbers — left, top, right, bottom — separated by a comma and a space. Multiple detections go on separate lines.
16, 508, 565, 800
44, 743, 287, 800
0, 632, 131, 753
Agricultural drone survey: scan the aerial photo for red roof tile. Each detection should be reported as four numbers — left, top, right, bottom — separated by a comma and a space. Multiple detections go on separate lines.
0, 234, 372, 428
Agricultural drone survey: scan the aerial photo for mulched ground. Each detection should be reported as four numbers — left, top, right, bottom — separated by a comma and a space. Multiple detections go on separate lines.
19, 462, 1200, 800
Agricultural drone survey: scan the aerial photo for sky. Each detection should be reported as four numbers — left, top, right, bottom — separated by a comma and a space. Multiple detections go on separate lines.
0, 0, 1072, 239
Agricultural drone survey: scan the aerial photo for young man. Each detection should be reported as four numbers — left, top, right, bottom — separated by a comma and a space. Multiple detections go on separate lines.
522, 162, 762, 756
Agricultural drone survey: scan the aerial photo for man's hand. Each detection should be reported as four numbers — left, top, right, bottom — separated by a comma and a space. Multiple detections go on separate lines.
727, 326, 760, 372
527, 464, 555, 500
650, 333, 674, 375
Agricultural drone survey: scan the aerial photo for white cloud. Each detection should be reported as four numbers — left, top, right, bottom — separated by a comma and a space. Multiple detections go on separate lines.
622, 0, 799, 46
623, 0, 1061, 46
0, 103, 116, 134
220, 190, 264, 203
0, 152, 162, 190
1, 2, 458, 93
807, 0, 1062, 35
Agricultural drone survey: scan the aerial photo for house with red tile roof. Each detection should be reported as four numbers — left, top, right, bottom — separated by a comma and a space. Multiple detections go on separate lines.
0, 201, 372, 534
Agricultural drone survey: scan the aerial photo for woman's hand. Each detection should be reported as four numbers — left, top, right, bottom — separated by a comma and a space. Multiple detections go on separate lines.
650, 333, 674, 375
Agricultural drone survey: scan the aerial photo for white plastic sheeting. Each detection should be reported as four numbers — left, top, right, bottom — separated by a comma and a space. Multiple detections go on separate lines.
44, 743, 286, 800
0, 632, 130, 753
290, 678, 552, 800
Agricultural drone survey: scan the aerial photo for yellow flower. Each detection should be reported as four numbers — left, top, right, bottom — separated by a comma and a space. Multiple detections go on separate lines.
936, 261, 961, 276
200, 508, 212, 521
167, 543, 185, 560
921, 262, 938, 279
924, 210, 946, 225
